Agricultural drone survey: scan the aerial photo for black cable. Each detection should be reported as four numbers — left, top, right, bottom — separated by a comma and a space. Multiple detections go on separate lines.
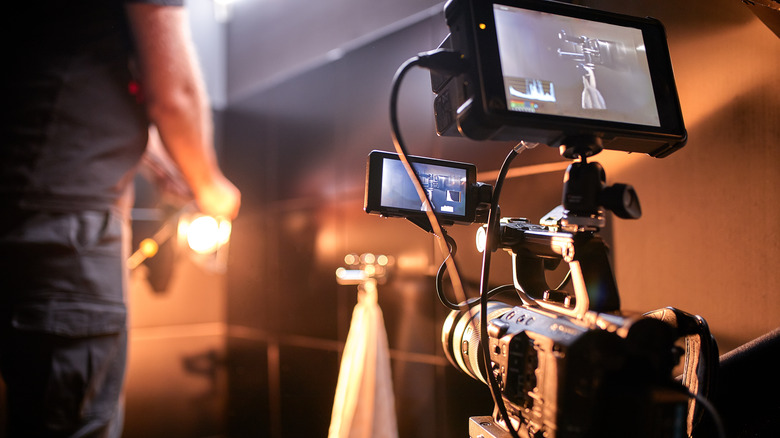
390, 52, 520, 438
681, 386, 726, 438
477, 148, 521, 438
484, 284, 518, 301
435, 245, 518, 310
433, 226, 518, 309
435, 234, 461, 310
390, 54, 469, 310
476, 141, 540, 436
554, 269, 572, 290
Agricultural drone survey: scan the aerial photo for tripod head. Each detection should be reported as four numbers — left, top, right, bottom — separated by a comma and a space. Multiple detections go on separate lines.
556, 135, 642, 231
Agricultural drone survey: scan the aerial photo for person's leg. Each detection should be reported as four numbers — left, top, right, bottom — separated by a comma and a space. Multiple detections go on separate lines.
0, 209, 129, 438
0, 328, 127, 438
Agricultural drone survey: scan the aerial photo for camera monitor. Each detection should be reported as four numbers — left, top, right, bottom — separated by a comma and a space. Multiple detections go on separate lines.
364, 150, 478, 225
435, 0, 687, 157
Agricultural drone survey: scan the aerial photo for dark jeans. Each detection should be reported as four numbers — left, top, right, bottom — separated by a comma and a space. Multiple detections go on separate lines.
0, 329, 127, 438
0, 209, 128, 438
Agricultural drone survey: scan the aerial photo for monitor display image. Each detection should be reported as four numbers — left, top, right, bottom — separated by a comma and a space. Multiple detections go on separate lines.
493, 4, 661, 127
379, 157, 468, 217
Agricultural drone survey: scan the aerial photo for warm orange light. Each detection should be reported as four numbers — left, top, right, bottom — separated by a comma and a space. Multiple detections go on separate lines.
344, 253, 359, 266
396, 252, 430, 273
183, 215, 232, 254
217, 219, 232, 245
335, 267, 367, 284
139, 238, 159, 258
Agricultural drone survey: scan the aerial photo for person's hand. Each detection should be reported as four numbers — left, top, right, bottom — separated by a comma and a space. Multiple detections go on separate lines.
195, 175, 241, 220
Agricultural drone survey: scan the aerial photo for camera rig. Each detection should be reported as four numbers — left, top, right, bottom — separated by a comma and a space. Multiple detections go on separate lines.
367, 138, 717, 437
365, 1, 721, 437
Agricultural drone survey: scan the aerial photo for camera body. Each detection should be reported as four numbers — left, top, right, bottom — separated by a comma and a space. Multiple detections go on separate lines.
440, 217, 696, 437
432, 0, 687, 157
444, 301, 689, 437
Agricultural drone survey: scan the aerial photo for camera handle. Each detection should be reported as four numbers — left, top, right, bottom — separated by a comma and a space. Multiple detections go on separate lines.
494, 219, 621, 317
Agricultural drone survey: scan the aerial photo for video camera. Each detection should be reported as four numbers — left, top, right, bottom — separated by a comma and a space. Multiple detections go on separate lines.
366, 1, 719, 437
365, 150, 717, 437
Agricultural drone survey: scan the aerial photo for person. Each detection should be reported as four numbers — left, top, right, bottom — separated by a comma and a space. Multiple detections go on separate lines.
0, 1, 240, 436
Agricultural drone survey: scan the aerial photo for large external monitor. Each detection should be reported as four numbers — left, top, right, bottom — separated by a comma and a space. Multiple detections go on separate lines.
433, 0, 686, 157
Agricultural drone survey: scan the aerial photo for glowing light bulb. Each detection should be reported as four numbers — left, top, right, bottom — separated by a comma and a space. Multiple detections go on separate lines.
344, 254, 358, 265
186, 215, 222, 254
139, 238, 159, 258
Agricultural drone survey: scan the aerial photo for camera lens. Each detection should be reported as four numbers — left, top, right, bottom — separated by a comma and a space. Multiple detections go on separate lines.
442, 301, 514, 383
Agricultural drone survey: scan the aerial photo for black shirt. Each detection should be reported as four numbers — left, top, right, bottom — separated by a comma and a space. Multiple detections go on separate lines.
0, 0, 180, 212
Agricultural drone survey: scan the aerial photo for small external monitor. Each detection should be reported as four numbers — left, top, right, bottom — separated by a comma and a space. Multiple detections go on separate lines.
364, 150, 479, 224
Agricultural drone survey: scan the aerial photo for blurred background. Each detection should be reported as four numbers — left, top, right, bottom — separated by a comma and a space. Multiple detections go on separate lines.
3, 0, 778, 437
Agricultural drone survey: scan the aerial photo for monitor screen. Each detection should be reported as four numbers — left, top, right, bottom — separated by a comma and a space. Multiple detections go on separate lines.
379, 157, 468, 217
493, 4, 661, 127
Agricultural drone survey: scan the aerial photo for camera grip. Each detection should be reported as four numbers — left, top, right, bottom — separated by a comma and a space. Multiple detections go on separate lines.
643, 307, 719, 436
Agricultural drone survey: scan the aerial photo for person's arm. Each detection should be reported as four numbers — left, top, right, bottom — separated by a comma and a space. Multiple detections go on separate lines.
125, 3, 240, 219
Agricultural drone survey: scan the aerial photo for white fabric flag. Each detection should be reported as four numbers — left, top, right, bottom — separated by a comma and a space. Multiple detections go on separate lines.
328, 279, 399, 438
